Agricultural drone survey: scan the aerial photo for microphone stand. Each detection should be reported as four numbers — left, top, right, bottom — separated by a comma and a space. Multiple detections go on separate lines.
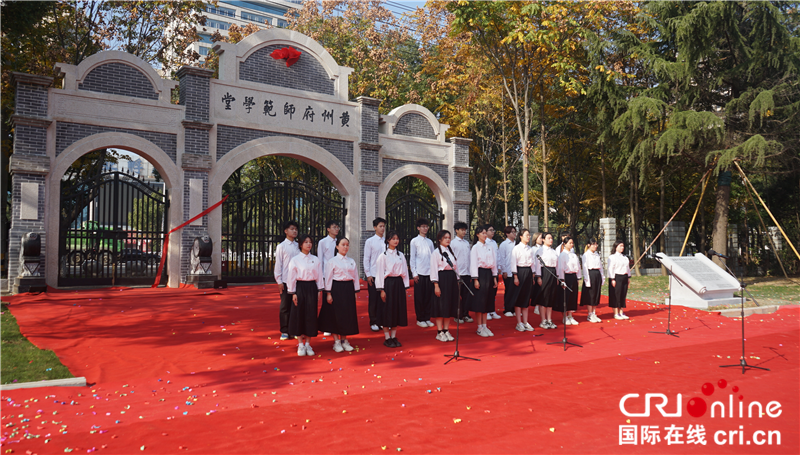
539, 257, 582, 351
442, 251, 480, 364
714, 252, 769, 374
649, 257, 679, 337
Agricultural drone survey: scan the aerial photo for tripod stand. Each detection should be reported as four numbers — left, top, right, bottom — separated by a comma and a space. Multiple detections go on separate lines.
538, 258, 582, 351
649, 256, 679, 337
713, 251, 769, 374
442, 252, 480, 364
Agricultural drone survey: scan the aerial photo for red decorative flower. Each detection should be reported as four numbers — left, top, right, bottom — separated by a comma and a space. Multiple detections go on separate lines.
270, 46, 301, 67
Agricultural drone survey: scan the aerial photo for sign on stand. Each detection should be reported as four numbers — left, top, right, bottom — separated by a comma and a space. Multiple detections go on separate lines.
656, 253, 741, 309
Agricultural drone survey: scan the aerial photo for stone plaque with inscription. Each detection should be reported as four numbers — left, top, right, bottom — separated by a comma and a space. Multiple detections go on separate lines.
656, 253, 741, 309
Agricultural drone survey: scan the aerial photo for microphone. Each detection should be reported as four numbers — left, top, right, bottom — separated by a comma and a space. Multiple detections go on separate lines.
708, 249, 730, 259
442, 251, 455, 269
537, 256, 545, 266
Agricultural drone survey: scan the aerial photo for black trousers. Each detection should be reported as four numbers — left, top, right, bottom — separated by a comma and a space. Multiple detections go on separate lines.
367, 278, 379, 326
279, 283, 292, 334
459, 275, 471, 319
503, 275, 515, 313
413, 274, 433, 322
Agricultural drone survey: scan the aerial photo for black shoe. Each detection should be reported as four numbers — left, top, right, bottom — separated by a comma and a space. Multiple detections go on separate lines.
383, 338, 394, 347
392, 337, 402, 347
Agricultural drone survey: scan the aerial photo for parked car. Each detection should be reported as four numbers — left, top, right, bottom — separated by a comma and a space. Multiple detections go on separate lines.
118, 248, 160, 265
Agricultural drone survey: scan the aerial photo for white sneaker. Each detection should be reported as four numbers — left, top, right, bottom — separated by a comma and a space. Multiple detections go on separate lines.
569, 316, 579, 325
464, 316, 474, 323
548, 320, 557, 329
591, 314, 602, 323
370, 324, 380, 332
280, 333, 290, 340
620, 313, 629, 319
426, 321, 435, 327
523, 322, 535, 331
539, 321, 549, 329
342, 339, 354, 351
333, 340, 344, 353
491, 312, 502, 319
483, 327, 495, 336
417, 321, 428, 328
297, 344, 306, 356
614, 314, 624, 320
515, 322, 525, 332
477, 327, 490, 337
444, 331, 455, 342
323, 332, 332, 336
455, 318, 465, 324
435, 332, 447, 342
304, 343, 315, 356
504, 312, 514, 317
534, 306, 540, 315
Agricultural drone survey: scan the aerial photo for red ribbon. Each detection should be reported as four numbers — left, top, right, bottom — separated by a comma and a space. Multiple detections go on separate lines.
151, 195, 228, 288
270, 46, 301, 67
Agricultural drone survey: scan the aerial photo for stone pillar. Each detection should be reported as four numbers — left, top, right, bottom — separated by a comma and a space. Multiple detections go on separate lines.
177, 66, 214, 284
767, 227, 782, 251
529, 216, 539, 234
357, 96, 381, 275
450, 137, 472, 229
599, 218, 616, 263
8, 72, 53, 293
664, 221, 686, 256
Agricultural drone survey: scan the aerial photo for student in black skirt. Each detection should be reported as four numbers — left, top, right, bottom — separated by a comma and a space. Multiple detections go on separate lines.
286, 234, 324, 357
470, 225, 498, 337
319, 238, 360, 353
430, 230, 459, 342
376, 230, 410, 348
607, 240, 632, 320
556, 236, 582, 325
510, 229, 536, 331
533, 232, 559, 329
580, 239, 605, 323
530, 232, 543, 316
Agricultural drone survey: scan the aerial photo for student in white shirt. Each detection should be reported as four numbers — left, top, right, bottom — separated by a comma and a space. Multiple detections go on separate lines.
317, 220, 340, 336
510, 229, 536, 332
530, 232, 544, 315
318, 237, 360, 353
274, 220, 299, 340
286, 234, 324, 357
580, 239, 605, 323
363, 217, 387, 332
410, 218, 435, 328
556, 236, 582, 326
485, 225, 502, 320
451, 222, 473, 323
499, 226, 517, 317
607, 240, 632, 320
430, 230, 459, 342
470, 225, 498, 337
376, 230, 410, 348
533, 232, 559, 329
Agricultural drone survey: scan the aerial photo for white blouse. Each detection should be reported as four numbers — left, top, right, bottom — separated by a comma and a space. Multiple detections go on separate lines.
510, 243, 533, 275
451, 236, 471, 277
607, 252, 632, 277
286, 252, 324, 294
324, 253, 360, 292
274, 239, 299, 285
581, 251, 605, 288
317, 235, 337, 268
557, 249, 583, 280
375, 248, 410, 290
470, 241, 498, 279
410, 235, 434, 277
430, 247, 458, 282
498, 239, 516, 278
537, 245, 559, 270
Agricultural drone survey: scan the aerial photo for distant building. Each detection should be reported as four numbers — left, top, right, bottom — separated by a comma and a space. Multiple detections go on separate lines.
188, 1, 302, 62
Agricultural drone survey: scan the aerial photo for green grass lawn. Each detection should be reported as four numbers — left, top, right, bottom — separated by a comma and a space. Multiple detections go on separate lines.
626, 275, 800, 310
1, 303, 73, 385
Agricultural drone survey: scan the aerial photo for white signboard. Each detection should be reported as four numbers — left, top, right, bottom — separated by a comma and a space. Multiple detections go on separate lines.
656, 253, 741, 309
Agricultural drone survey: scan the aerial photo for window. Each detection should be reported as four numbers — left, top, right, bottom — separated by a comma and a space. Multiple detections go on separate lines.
241, 11, 269, 25
199, 46, 211, 56
277, 19, 288, 28
229, 1, 287, 17
206, 4, 235, 17
198, 33, 213, 44
207, 19, 230, 30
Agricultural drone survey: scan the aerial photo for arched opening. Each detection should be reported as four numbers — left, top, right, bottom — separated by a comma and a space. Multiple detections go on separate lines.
384, 176, 443, 257
58, 148, 169, 286
220, 156, 346, 283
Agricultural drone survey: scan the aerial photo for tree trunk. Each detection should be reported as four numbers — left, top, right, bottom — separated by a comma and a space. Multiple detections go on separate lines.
600, 144, 607, 219
540, 101, 548, 232
503, 118, 509, 226
711, 173, 731, 269
660, 169, 667, 275
630, 177, 641, 276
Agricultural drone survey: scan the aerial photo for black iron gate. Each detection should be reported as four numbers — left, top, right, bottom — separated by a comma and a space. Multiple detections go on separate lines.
386, 194, 444, 257
59, 171, 169, 286
221, 180, 346, 282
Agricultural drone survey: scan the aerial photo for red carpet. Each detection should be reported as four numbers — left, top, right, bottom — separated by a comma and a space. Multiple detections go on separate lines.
2, 283, 798, 454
